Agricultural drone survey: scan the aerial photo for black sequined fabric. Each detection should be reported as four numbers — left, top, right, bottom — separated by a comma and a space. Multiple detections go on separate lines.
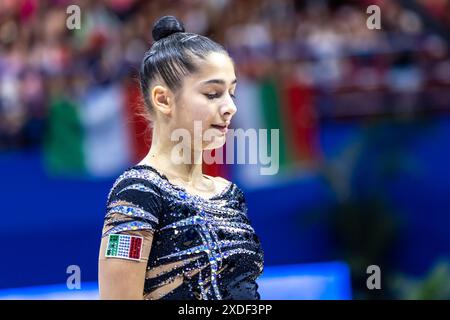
102, 164, 264, 300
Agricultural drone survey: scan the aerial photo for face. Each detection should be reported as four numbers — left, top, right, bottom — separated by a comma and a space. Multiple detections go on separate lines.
171, 51, 238, 151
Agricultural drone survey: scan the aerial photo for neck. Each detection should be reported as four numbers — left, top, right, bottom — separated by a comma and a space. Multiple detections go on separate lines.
141, 123, 207, 186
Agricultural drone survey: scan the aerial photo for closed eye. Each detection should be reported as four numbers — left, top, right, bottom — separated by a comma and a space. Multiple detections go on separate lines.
204, 93, 221, 100
204, 92, 236, 100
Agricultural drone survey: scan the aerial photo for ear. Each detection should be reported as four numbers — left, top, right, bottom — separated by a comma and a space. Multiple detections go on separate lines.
150, 85, 173, 116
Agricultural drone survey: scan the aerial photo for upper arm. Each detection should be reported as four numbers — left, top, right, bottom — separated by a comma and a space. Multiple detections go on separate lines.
98, 229, 153, 300
98, 179, 162, 300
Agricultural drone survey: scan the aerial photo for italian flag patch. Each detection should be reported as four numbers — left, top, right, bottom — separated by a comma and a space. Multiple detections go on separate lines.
106, 234, 143, 261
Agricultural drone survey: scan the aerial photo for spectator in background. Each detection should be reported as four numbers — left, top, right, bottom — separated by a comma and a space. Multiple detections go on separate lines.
0, 0, 449, 153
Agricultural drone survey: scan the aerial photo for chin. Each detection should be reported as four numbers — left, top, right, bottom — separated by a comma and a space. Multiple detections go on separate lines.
203, 135, 226, 150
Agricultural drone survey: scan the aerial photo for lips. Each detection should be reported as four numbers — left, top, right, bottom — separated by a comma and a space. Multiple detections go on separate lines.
211, 124, 228, 134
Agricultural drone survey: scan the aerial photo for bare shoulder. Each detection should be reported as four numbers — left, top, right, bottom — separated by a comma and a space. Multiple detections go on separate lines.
204, 174, 232, 189
214, 176, 231, 184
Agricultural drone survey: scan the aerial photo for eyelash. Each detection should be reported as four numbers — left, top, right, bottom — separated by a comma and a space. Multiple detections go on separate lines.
204, 92, 236, 100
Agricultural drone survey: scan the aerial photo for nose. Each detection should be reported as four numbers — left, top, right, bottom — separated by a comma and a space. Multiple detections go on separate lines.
220, 95, 237, 120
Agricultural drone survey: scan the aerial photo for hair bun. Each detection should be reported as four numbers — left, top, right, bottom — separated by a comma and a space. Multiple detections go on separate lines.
152, 16, 185, 41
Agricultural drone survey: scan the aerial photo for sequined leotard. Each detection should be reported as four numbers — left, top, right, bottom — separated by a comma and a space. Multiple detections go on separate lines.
100, 164, 264, 300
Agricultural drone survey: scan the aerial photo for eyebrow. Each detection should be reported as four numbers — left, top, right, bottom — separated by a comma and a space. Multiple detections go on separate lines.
200, 78, 237, 86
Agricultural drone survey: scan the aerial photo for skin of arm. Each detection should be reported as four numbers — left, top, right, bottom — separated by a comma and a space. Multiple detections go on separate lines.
98, 230, 153, 300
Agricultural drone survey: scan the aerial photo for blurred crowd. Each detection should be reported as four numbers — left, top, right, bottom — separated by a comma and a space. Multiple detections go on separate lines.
1, 0, 449, 150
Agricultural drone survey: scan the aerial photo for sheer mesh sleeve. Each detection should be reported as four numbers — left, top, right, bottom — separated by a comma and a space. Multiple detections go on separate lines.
99, 177, 163, 262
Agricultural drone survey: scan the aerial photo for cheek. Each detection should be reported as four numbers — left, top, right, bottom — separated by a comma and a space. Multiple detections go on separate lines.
176, 97, 216, 135
187, 97, 215, 123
